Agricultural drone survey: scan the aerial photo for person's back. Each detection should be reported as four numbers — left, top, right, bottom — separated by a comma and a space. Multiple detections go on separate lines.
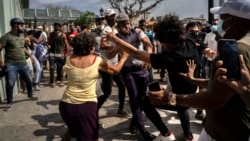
62, 55, 101, 104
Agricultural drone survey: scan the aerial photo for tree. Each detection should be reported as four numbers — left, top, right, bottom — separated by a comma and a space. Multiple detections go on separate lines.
74, 11, 95, 28
106, 0, 164, 19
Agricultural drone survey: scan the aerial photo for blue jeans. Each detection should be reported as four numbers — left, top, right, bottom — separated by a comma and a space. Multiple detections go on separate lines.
5, 63, 33, 104
49, 57, 65, 83
32, 55, 42, 83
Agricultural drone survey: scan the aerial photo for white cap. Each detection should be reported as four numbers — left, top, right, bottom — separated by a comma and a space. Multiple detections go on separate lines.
104, 8, 116, 17
37, 25, 43, 29
210, 0, 250, 19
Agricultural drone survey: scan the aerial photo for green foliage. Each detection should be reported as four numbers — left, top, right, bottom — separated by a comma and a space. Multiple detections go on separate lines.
74, 11, 95, 27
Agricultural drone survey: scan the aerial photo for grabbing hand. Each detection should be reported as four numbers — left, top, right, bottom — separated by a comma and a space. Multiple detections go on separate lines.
141, 62, 151, 69
216, 55, 250, 94
105, 27, 116, 42
179, 59, 196, 81
148, 88, 169, 105
120, 51, 129, 60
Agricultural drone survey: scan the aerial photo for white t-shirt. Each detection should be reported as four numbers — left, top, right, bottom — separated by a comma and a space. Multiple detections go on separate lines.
204, 32, 217, 61
101, 25, 118, 66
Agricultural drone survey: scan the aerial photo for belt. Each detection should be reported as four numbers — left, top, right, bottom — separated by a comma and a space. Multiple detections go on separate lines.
49, 53, 64, 57
122, 66, 142, 72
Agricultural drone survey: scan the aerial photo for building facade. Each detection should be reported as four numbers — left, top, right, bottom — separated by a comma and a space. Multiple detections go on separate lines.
0, 0, 24, 101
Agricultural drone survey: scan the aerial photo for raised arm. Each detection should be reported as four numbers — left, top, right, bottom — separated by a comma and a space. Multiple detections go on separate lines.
99, 51, 128, 74
108, 33, 151, 64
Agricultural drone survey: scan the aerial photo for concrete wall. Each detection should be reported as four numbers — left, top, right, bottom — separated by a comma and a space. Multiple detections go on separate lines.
0, 0, 23, 101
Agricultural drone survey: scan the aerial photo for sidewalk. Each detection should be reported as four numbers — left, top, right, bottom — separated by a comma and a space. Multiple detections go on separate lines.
0, 70, 203, 141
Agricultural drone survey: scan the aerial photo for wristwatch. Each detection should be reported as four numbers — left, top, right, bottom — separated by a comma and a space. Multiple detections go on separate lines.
169, 94, 177, 106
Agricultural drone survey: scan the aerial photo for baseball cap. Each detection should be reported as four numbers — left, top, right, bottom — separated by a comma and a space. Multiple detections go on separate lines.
116, 13, 129, 22
104, 9, 116, 17
210, 0, 250, 19
37, 25, 43, 29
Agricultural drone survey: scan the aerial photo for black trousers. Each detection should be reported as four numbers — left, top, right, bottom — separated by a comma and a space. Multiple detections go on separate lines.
140, 96, 192, 135
97, 70, 126, 110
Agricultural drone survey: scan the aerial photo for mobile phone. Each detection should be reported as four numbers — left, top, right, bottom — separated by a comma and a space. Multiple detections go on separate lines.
218, 39, 240, 80
148, 81, 161, 91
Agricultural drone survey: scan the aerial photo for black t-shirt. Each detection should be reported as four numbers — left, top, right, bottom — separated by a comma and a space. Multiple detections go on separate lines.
150, 38, 199, 94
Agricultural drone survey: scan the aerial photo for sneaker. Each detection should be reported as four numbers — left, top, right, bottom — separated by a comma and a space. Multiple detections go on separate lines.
184, 132, 193, 141
28, 95, 38, 100
34, 85, 40, 91
117, 109, 129, 117
99, 120, 104, 128
129, 120, 137, 134
154, 132, 175, 141
195, 113, 205, 121
4, 103, 12, 111
59, 82, 65, 87
50, 83, 56, 88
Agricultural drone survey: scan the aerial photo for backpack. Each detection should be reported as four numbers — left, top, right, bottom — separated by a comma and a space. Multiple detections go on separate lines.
35, 43, 49, 62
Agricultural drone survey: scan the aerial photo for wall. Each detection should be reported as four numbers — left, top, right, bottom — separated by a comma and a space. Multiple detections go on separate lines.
0, 0, 23, 101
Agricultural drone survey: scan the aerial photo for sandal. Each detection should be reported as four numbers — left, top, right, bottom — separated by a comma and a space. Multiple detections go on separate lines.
59, 83, 64, 87
50, 83, 56, 88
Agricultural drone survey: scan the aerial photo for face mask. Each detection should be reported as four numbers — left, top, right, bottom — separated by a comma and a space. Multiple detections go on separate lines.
106, 19, 115, 27
189, 32, 198, 39
97, 25, 104, 31
217, 17, 232, 37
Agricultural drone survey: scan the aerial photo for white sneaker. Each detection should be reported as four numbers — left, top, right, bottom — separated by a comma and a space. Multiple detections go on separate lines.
154, 132, 176, 141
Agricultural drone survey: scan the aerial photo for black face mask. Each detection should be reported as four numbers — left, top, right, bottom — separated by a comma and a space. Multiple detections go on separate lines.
189, 32, 198, 39
106, 19, 115, 27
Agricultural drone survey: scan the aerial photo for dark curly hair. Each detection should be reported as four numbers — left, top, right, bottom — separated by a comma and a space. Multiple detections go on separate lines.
154, 14, 185, 45
70, 32, 96, 56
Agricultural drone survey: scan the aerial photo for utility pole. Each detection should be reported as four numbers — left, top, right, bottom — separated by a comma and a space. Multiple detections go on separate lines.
208, 0, 214, 24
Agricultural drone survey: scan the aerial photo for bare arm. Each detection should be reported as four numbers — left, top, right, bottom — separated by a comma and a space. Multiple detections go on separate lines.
109, 34, 151, 64
63, 34, 70, 53
0, 43, 3, 67
100, 36, 114, 50
141, 36, 153, 54
99, 53, 128, 74
149, 61, 236, 109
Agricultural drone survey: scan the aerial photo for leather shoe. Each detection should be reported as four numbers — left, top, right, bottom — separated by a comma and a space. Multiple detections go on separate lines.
129, 120, 137, 134
140, 130, 156, 141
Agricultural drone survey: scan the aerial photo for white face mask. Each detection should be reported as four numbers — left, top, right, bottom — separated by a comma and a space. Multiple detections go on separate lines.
217, 17, 232, 37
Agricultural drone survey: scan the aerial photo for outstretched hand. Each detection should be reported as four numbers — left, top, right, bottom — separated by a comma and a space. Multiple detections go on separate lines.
216, 55, 250, 94
179, 59, 196, 81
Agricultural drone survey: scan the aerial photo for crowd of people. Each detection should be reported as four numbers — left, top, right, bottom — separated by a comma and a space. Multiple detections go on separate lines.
0, 0, 249, 140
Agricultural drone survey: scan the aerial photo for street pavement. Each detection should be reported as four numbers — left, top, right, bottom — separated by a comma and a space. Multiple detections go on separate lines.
0, 70, 203, 141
